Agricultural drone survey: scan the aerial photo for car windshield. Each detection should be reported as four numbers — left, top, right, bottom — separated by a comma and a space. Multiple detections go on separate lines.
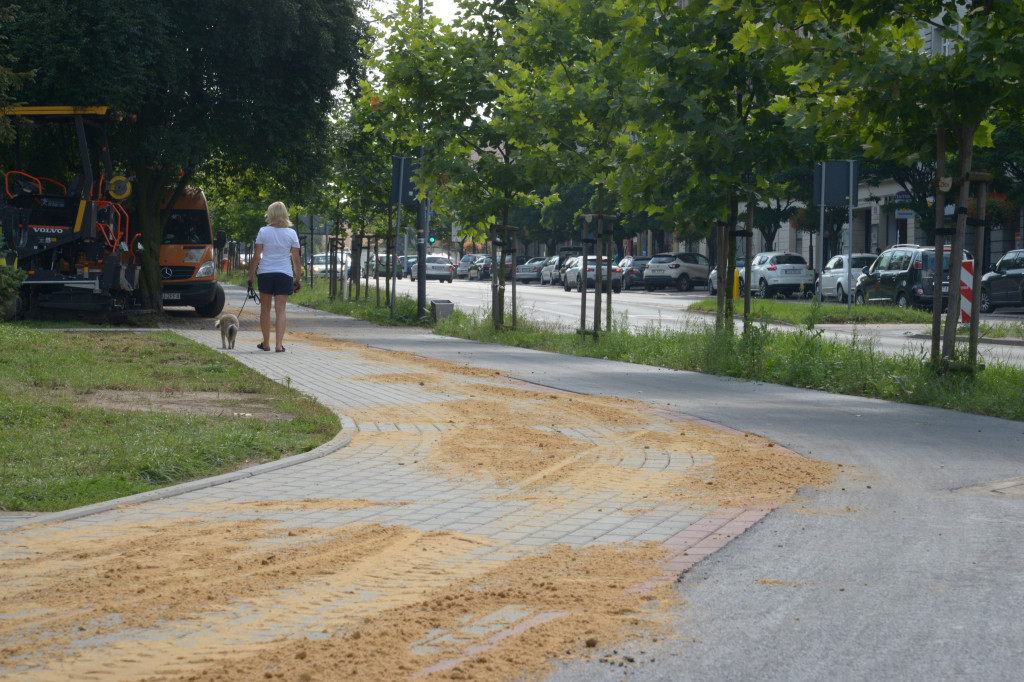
649, 255, 675, 264
426, 256, 448, 264
851, 255, 876, 269
774, 255, 806, 265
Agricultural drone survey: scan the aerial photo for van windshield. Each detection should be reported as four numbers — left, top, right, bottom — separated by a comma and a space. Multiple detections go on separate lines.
163, 210, 211, 245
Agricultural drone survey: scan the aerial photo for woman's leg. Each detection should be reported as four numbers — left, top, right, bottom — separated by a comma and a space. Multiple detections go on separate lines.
274, 294, 289, 351
260, 292, 273, 348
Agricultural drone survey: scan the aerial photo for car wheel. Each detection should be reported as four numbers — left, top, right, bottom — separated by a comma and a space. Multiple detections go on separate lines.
837, 283, 846, 303
645, 283, 655, 292
979, 288, 994, 314
576, 277, 584, 292
896, 292, 909, 309
709, 280, 717, 295
758, 279, 769, 299
854, 290, 866, 305
613, 282, 621, 294
675, 274, 691, 292
563, 278, 571, 292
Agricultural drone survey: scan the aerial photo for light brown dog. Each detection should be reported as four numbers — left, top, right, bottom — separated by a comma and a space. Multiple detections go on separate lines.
215, 313, 239, 349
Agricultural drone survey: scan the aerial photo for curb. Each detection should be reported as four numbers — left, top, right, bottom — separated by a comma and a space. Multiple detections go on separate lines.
0, 415, 356, 534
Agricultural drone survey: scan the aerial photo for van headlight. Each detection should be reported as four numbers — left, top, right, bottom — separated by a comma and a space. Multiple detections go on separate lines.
196, 260, 215, 278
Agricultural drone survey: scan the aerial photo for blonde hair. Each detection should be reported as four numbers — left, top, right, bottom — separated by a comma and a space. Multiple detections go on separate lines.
265, 201, 293, 228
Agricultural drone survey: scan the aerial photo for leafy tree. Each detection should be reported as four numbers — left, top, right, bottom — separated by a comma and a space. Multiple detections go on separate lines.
615, 0, 810, 328
365, 0, 543, 326
7, 0, 366, 309
734, 0, 1024, 362
0, 4, 32, 144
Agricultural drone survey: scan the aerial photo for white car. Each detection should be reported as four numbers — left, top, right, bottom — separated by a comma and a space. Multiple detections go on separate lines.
749, 251, 816, 298
562, 255, 622, 293
309, 252, 349, 278
410, 255, 454, 282
707, 258, 746, 296
643, 252, 710, 291
818, 253, 877, 303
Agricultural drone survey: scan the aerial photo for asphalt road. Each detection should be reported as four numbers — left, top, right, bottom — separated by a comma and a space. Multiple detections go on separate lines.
347, 321, 1024, 682
375, 274, 1024, 366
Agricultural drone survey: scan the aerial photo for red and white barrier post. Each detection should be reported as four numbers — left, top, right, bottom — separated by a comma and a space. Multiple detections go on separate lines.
959, 259, 975, 323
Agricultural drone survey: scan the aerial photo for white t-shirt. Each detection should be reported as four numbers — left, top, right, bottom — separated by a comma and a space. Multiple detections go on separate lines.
255, 225, 300, 276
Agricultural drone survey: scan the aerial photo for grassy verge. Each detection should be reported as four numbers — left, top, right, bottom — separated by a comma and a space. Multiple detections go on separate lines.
435, 310, 1024, 422
0, 325, 340, 512
222, 271, 428, 327
687, 297, 933, 324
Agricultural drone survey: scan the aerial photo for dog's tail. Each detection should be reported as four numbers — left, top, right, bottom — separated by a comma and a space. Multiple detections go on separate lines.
214, 318, 223, 329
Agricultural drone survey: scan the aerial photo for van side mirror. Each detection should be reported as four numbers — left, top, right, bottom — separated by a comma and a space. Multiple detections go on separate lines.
215, 230, 227, 250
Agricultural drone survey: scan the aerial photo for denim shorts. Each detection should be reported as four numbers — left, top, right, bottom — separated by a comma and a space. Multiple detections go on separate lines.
257, 272, 294, 296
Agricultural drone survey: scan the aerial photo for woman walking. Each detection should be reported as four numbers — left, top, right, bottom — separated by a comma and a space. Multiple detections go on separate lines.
247, 202, 301, 352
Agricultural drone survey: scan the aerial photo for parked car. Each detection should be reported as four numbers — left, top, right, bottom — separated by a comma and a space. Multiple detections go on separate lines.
749, 251, 816, 298
539, 255, 562, 285
410, 255, 454, 282
643, 252, 711, 291
455, 254, 478, 278
979, 249, 1024, 313
515, 256, 547, 284
309, 252, 349, 278
816, 253, 878, 302
618, 256, 651, 290
563, 255, 623, 293
560, 256, 581, 290
853, 244, 970, 309
467, 255, 492, 280
707, 257, 747, 296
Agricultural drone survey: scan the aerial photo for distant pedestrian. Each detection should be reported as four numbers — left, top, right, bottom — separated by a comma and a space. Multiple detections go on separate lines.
247, 201, 301, 353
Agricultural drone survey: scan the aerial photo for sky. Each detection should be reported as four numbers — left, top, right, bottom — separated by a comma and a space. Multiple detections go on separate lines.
371, 0, 461, 24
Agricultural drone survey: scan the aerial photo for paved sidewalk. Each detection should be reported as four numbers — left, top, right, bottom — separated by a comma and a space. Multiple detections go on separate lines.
0, 285, 789, 680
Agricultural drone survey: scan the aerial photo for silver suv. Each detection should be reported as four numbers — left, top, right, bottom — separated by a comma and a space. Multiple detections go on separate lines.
643, 252, 710, 291
749, 251, 816, 298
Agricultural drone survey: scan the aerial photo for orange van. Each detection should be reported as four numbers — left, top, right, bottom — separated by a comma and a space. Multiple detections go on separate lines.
159, 188, 226, 316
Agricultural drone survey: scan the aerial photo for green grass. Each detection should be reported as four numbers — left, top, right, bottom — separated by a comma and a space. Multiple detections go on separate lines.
222, 271, 428, 327
435, 309, 1024, 422
687, 297, 933, 325
0, 325, 340, 512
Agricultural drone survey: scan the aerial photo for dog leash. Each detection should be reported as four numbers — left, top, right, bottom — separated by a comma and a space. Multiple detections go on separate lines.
238, 282, 260, 317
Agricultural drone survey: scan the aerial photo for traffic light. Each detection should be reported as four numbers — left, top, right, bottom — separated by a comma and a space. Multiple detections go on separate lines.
428, 234, 435, 244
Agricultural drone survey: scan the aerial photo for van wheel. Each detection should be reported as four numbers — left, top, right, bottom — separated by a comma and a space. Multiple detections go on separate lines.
194, 284, 225, 317
855, 290, 866, 306
896, 292, 909, 309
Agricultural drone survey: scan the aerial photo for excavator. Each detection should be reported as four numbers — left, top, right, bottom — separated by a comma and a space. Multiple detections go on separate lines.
1, 106, 141, 320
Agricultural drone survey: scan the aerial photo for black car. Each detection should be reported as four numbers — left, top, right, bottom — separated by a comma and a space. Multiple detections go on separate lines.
854, 244, 970, 310
618, 256, 651, 290
979, 249, 1024, 313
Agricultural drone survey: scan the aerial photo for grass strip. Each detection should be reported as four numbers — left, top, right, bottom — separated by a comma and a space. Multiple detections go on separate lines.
434, 310, 1024, 422
0, 325, 339, 512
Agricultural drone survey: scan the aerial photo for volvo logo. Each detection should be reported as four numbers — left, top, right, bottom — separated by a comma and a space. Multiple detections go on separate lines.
161, 267, 173, 279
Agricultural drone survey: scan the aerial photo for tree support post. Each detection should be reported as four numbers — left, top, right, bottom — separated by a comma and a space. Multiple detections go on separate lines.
931, 129, 949, 364
968, 172, 992, 368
